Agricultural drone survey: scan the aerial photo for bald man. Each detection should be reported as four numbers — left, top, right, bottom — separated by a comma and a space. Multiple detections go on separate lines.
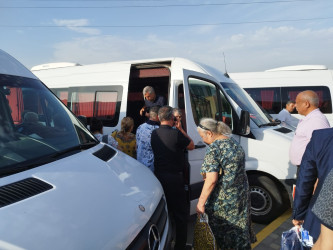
289, 90, 330, 174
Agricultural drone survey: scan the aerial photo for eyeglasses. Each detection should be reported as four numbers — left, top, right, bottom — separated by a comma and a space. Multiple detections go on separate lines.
198, 124, 210, 131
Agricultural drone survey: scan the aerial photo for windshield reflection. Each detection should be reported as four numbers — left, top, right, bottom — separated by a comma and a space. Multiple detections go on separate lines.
221, 82, 274, 127
0, 74, 97, 176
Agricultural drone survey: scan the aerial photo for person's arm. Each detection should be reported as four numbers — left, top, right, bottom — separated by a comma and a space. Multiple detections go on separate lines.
292, 135, 318, 223
108, 134, 120, 149
176, 123, 195, 150
312, 224, 333, 250
196, 172, 218, 214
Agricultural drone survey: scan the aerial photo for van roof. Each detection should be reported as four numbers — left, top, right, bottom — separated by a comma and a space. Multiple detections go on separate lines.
31, 62, 82, 71
0, 49, 37, 79
266, 65, 328, 72
32, 57, 232, 84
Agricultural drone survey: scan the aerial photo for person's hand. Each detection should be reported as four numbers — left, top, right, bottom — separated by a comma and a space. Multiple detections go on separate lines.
196, 202, 205, 215
140, 107, 146, 116
292, 219, 304, 228
175, 120, 182, 131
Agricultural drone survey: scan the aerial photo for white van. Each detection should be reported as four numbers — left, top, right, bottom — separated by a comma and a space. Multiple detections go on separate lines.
230, 65, 333, 127
0, 49, 171, 250
32, 58, 296, 224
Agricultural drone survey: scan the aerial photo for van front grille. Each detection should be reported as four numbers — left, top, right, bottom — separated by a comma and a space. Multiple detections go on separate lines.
0, 178, 53, 208
126, 197, 168, 250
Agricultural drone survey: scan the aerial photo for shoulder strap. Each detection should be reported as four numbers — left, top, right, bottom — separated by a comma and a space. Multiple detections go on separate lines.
102, 134, 108, 143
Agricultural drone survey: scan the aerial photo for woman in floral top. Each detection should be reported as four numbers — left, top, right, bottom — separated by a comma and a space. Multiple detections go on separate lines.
112, 117, 136, 158
196, 118, 256, 249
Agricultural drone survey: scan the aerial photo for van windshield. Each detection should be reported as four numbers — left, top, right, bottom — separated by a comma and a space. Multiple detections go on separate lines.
221, 82, 275, 127
0, 74, 98, 177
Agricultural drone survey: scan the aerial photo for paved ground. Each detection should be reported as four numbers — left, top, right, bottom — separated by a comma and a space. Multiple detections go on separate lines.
185, 209, 293, 249
252, 209, 293, 250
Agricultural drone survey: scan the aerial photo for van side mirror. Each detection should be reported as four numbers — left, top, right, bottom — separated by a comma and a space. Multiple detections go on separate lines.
239, 110, 250, 135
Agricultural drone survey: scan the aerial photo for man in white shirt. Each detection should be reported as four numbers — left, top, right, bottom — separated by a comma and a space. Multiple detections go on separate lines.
289, 91, 330, 175
277, 100, 295, 124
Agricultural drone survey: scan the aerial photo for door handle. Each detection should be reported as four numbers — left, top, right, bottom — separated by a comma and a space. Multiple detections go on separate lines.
195, 144, 206, 149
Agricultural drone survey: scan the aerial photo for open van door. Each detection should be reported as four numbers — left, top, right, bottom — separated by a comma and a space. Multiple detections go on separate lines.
181, 69, 239, 214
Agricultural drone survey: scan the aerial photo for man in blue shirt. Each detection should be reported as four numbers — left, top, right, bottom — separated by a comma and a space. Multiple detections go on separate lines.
136, 105, 160, 172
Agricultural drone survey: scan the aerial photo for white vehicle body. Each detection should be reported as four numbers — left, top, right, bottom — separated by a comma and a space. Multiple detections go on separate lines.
230, 65, 333, 128
33, 58, 297, 224
0, 50, 171, 250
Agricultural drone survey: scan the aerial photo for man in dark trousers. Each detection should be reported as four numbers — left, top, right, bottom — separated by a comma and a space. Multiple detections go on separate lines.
151, 105, 194, 250
292, 127, 333, 243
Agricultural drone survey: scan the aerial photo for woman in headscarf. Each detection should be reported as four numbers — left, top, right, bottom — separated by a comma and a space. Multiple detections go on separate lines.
196, 118, 256, 249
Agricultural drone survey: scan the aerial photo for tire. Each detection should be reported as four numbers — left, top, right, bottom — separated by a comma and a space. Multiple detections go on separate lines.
248, 174, 288, 224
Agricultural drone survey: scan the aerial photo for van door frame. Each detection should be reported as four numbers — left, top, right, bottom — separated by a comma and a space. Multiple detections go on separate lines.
182, 69, 239, 214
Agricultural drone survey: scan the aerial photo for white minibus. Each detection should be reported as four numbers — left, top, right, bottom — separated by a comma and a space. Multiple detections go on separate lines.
0, 49, 171, 250
230, 65, 333, 127
33, 58, 297, 224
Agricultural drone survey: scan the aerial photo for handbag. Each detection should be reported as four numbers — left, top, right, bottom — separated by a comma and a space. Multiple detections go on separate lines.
281, 227, 312, 250
193, 213, 217, 250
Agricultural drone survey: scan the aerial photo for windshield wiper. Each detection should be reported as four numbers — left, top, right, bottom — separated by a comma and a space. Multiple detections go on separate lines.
258, 121, 281, 127
0, 141, 98, 177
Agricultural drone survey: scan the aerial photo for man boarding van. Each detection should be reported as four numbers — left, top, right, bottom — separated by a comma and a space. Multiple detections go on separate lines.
230, 65, 333, 127
33, 58, 296, 223
0, 49, 171, 250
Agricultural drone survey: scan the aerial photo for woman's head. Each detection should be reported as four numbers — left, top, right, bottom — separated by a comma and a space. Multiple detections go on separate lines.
121, 117, 134, 133
197, 118, 231, 144
172, 107, 182, 122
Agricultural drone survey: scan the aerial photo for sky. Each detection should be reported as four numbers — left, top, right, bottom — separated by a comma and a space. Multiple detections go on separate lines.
1, 0, 333, 73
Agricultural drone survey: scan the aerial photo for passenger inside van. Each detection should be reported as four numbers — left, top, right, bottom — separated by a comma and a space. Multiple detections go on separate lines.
277, 100, 296, 125
140, 86, 166, 118
19, 111, 52, 138
90, 117, 119, 149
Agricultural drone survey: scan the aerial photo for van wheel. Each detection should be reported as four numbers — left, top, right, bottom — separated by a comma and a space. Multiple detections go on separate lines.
248, 174, 288, 224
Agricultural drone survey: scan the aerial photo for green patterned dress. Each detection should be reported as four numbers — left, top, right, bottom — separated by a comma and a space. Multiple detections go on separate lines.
200, 137, 256, 250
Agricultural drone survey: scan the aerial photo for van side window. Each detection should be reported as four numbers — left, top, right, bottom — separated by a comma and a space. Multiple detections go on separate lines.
245, 87, 281, 114
71, 91, 95, 118
51, 88, 69, 106
281, 86, 332, 114
95, 92, 118, 118
52, 86, 122, 127
219, 90, 233, 129
177, 84, 187, 132
188, 78, 218, 124
59, 90, 68, 106
188, 78, 234, 129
